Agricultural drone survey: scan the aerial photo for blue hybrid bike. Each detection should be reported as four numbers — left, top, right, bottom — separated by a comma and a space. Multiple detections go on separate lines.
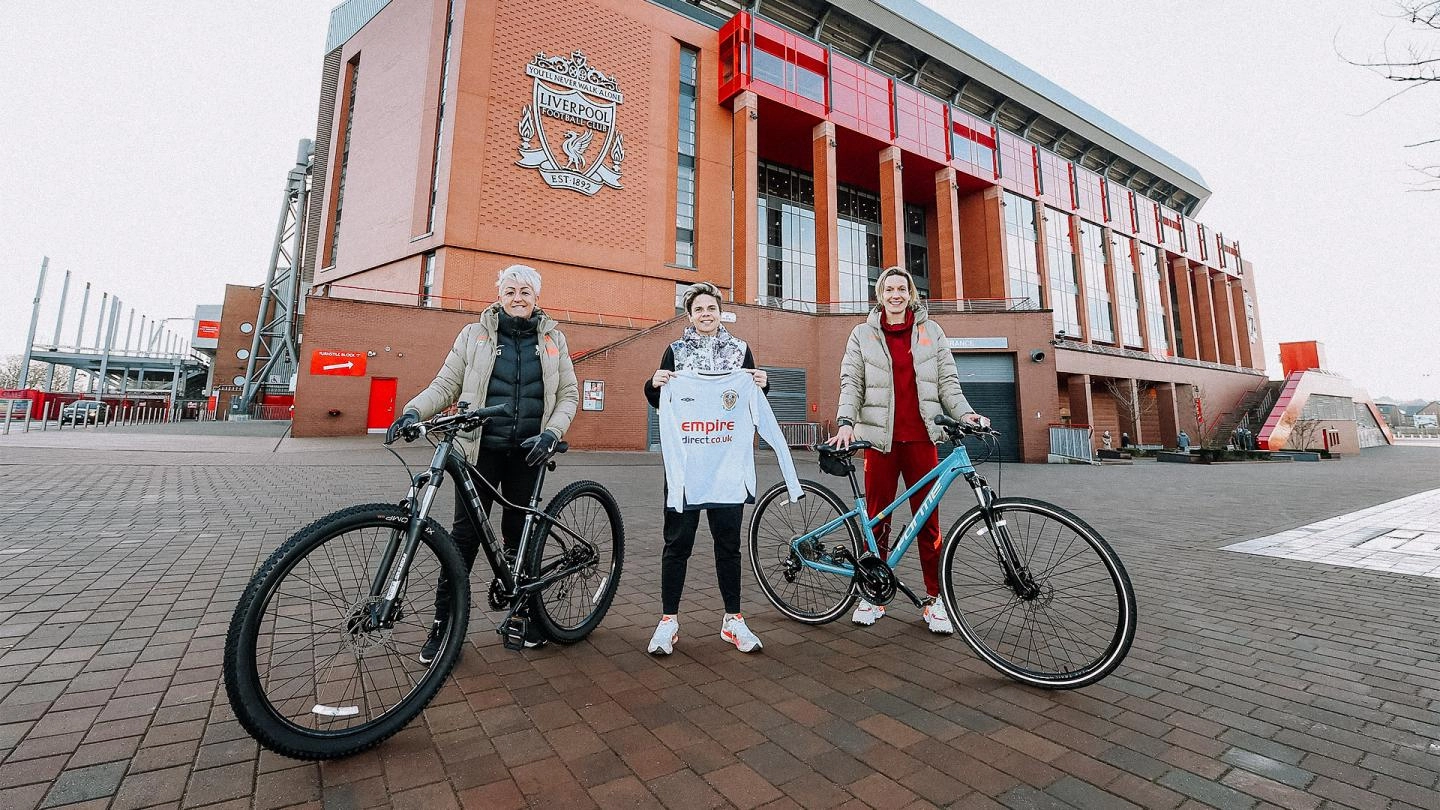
748, 415, 1135, 689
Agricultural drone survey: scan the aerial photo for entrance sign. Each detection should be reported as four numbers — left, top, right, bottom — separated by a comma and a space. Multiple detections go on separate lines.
517, 50, 626, 196
310, 349, 367, 377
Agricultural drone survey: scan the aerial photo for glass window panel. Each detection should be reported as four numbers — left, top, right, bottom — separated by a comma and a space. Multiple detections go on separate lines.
1044, 207, 1081, 339
1002, 192, 1041, 309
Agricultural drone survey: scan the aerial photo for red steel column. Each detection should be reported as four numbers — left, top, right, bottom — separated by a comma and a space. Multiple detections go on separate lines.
1212, 273, 1240, 367
932, 167, 963, 301
1192, 265, 1220, 363
732, 91, 759, 304
1230, 272, 1255, 368
879, 146, 905, 269
813, 121, 839, 306
1169, 257, 1199, 360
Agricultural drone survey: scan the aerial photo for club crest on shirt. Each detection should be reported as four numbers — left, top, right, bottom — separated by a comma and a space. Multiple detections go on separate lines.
721, 389, 738, 411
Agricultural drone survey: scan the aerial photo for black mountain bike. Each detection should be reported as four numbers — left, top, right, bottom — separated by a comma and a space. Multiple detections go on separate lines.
223, 403, 624, 759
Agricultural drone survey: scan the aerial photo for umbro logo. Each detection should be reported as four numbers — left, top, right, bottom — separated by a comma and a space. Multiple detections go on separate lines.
680, 397, 695, 402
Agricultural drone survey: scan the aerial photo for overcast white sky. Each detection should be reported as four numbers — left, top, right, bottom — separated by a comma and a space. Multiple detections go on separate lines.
2, 1, 1437, 400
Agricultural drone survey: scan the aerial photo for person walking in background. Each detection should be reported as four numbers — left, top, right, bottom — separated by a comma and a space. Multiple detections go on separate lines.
386, 264, 578, 660
1178, 430, 1191, 452
829, 266, 989, 635
643, 282, 786, 655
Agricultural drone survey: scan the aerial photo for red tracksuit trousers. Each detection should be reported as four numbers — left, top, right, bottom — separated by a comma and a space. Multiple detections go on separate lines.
864, 440, 943, 597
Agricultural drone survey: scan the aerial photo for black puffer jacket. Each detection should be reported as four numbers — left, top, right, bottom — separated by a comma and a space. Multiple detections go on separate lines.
481, 313, 544, 449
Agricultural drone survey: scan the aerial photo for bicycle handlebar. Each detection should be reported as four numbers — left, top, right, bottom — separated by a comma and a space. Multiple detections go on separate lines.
392, 402, 513, 444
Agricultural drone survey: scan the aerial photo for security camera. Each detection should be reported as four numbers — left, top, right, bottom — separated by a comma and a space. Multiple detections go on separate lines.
1030, 349, 1046, 363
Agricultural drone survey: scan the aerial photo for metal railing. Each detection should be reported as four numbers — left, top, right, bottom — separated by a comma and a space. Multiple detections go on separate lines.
318, 284, 661, 329
1048, 426, 1096, 464
777, 421, 822, 448
249, 404, 293, 420
753, 297, 1040, 315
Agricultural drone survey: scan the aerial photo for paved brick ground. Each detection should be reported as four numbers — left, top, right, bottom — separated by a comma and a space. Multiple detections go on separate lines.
2, 424, 1439, 809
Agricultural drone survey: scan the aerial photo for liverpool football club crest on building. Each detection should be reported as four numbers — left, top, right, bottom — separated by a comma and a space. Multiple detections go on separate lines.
516, 50, 626, 196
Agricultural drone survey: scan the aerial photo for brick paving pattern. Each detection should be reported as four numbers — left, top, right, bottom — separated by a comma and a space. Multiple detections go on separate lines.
1, 424, 1438, 809
1226, 488, 1440, 577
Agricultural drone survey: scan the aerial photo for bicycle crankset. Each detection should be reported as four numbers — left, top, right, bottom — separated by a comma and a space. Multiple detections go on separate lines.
853, 555, 897, 605
487, 578, 512, 611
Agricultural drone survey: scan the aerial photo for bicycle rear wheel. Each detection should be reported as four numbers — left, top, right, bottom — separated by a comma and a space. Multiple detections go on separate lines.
223, 503, 468, 759
748, 479, 860, 624
527, 480, 624, 643
940, 497, 1135, 689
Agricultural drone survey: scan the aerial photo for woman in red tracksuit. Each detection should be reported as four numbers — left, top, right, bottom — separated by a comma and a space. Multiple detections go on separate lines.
830, 265, 989, 634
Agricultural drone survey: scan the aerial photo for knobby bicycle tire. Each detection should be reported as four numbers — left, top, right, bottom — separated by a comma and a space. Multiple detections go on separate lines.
939, 496, 1136, 689
748, 479, 861, 624
223, 503, 469, 759
526, 480, 624, 643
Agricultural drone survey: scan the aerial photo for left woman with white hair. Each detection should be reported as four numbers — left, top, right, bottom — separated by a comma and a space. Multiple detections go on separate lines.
388, 263, 578, 659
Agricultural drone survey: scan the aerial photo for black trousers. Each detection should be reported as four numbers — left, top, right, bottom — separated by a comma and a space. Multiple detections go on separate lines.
661, 504, 744, 615
433, 446, 542, 623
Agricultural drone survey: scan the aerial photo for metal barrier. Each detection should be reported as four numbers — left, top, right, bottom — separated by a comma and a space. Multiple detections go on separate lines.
250, 404, 293, 420
776, 422, 822, 448
1048, 426, 1095, 463
1, 399, 34, 434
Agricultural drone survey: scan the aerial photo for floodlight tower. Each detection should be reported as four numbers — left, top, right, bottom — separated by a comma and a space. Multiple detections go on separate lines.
238, 139, 314, 412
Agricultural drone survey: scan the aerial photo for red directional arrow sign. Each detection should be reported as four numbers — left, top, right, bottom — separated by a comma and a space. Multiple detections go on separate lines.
310, 349, 367, 377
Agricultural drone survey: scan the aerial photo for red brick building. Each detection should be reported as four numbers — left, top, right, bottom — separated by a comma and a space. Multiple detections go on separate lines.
270, 0, 1270, 460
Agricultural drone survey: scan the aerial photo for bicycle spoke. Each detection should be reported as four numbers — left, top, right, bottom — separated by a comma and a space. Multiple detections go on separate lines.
943, 500, 1134, 688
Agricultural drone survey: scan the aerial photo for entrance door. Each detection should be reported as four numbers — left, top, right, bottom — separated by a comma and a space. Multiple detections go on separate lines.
367, 378, 397, 433
951, 353, 1021, 461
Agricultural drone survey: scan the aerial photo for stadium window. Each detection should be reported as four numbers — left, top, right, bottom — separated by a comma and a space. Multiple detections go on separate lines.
675, 45, 699, 267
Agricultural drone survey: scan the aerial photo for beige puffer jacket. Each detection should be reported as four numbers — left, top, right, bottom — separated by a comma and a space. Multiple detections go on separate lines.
835, 307, 974, 453
403, 304, 578, 463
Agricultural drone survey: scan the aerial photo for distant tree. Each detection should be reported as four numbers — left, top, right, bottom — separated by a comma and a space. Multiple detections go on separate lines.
1288, 417, 1325, 452
1103, 378, 1159, 438
1344, 1, 1440, 188
0, 355, 49, 390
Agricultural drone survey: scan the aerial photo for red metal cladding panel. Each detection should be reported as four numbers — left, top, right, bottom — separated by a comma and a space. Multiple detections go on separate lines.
1074, 166, 1105, 222
1182, 217, 1203, 262
718, 16, 748, 103
893, 82, 948, 163
997, 131, 1037, 196
1159, 207, 1185, 253
950, 113, 997, 180
1038, 150, 1071, 209
1107, 183, 1136, 235
746, 17, 828, 117
830, 53, 892, 142
1134, 196, 1160, 245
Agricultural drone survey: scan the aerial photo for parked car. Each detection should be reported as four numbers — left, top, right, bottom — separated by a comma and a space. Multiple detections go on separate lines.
61, 400, 108, 425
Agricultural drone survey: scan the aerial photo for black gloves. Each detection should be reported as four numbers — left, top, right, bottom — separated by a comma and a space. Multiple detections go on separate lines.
522, 431, 558, 466
385, 411, 420, 444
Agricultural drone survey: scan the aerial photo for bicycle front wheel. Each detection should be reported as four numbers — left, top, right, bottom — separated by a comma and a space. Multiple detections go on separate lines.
748, 479, 860, 624
940, 497, 1136, 689
223, 503, 468, 759
527, 480, 624, 643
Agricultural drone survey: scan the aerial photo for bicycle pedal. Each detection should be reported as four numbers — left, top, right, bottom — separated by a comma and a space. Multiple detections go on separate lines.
499, 615, 530, 651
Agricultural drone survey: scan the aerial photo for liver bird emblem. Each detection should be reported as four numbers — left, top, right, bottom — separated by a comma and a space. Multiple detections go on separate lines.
561, 130, 593, 170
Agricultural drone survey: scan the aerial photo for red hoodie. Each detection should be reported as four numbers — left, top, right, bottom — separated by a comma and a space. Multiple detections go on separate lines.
881, 309, 927, 442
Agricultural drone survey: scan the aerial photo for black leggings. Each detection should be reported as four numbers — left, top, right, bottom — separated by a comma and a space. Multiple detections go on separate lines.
433, 446, 542, 623
661, 504, 744, 615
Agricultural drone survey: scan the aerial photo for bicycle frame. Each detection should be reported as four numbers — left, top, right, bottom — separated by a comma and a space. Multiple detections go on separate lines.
366, 431, 598, 631
798, 443, 986, 579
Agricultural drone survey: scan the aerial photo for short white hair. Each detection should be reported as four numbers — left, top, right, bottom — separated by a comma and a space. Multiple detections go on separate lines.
495, 264, 542, 296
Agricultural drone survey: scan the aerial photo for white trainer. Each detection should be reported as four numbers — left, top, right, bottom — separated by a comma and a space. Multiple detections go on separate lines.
647, 616, 678, 655
851, 599, 886, 626
923, 598, 955, 635
720, 614, 763, 653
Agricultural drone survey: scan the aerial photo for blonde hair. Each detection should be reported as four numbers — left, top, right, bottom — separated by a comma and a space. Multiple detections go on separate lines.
875, 265, 921, 310
681, 281, 724, 314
